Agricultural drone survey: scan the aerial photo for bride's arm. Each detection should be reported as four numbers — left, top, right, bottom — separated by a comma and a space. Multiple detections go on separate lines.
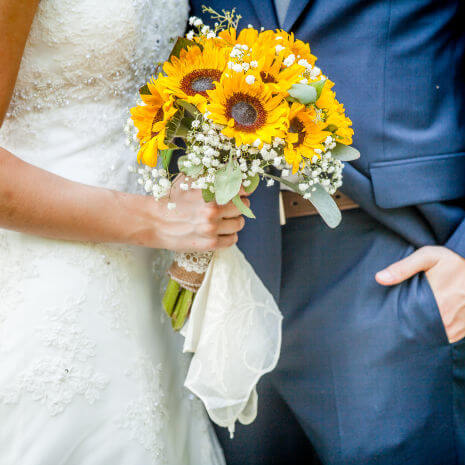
0, 0, 247, 252
0, 149, 246, 251
0, 0, 40, 126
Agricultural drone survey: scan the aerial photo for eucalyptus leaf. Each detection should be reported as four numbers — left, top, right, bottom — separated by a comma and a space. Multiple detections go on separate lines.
232, 194, 256, 219
330, 143, 360, 161
288, 83, 317, 105
263, 173, 299, 193
202, 188, 215, 202
160, 149, 173, 171
214, 159, 242, 205
307, 184, 341, 228
309, 79, 326, 100
169, 37, 200, 59
178, 155, 203, 177
244, 174, 260, 194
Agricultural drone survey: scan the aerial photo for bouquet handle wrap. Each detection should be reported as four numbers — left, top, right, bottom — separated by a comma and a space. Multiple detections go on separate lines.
168, 252, 213, 292
180, 245, 283, 436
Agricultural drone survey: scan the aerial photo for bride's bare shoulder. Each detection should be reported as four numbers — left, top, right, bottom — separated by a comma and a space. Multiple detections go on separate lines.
0, 0, 40, 125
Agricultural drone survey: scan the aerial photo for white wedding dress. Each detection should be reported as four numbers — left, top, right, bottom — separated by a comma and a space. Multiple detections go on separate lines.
0, 1, 225, 464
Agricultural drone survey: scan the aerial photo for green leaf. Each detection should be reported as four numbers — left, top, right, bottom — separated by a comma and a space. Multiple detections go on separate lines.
288, 83, 317, 105
174, 122, 191, 138
164, 109, 184, 142
139, 84, 151, 96
214, 159, 243, 205
232, 194, 256, 219
202, 188, 215, 202
166, 141, 183, 150
330, 143, 360, 161
176, 99, 201, 117
169, 37, 201, 59
178, 155, 204, 177
160, 149, 174, 171
244, 174, 260, 194
263, 173, 300, 193
307, 184, 341, 229
309, 79, 326, 100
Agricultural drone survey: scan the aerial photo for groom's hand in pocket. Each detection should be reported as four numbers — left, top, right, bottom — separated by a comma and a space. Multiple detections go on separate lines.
376, 246, 465, 343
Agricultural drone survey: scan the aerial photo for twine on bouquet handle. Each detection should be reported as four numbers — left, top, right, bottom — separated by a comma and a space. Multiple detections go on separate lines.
162, 251, 213, 330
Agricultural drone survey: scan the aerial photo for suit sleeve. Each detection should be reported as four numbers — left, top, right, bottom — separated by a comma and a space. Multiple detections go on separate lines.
446, 6, 465, 259
446, 218, 465, 259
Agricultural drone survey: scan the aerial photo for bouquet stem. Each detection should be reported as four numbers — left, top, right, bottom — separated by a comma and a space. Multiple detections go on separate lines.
162, 279, 181, 316
171, 287, 194, 330
162, 251, 213, 331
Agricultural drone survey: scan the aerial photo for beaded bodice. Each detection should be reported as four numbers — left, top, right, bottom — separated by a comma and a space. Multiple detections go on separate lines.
0, 0, 188, 190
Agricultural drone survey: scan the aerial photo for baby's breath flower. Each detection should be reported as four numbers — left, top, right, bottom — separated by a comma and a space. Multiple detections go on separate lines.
283, 54, 295, 67
245, 75, 255, 84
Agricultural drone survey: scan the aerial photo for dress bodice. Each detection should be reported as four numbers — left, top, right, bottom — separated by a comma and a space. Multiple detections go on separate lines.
0, 0, 188, 190
0, 4, 226, 463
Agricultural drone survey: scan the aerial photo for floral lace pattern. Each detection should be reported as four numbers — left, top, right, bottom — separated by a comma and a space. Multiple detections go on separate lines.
4, 0, 188, 122
0, 296, 109, 415
115, 356, 169, 463
0, 0, 189, 193
0, 0, 225, 462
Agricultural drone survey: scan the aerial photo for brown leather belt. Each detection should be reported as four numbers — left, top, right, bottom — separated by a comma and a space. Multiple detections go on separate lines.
280, 190, 359, 224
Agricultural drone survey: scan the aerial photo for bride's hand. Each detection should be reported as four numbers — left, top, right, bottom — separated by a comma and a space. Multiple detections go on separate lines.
134, 176, 250, 252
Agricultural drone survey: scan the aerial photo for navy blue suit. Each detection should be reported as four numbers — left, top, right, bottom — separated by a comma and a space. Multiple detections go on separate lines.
188, 1, 465, 464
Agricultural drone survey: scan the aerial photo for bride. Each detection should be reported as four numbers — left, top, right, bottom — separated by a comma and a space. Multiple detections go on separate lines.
0, 0, 248, 463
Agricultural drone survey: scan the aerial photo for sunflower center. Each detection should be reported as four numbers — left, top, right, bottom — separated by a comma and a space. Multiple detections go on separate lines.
231, 102, 257, 126
260, 71, 277, 84
225, 93, 266, 132
181, 69, 222, 97
151, 107, 164, 137
191, 77, 215, 93
289, 117, 305, 147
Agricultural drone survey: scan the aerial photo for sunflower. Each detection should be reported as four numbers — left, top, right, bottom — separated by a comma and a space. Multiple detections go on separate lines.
218, 27, 260, 49
252, 51, 304, 94
316, 80, 354, 145
160, 42, 229, 112
274, 30, 317, 66
284, 102, 331, 173
130, 78, 177, 167
206, 72, 289, 147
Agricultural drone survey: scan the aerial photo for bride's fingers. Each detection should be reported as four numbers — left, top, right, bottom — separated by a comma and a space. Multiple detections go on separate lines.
216, 233, 239, 249
219, 197, 251, 218
216, 216, 245, 235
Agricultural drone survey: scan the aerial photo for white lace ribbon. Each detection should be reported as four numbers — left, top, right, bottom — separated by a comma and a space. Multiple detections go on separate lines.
181, 245, 282, 436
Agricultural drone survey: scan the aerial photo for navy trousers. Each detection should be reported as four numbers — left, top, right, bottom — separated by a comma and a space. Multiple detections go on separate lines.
216, 209, 465, 465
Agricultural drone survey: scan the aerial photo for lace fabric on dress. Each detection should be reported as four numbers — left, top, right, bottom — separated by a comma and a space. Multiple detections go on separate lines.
0, 0, 189, 193
0, 1, 226, 463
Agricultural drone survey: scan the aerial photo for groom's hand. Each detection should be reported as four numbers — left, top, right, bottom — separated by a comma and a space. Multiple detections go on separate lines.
376, 246, 465, 343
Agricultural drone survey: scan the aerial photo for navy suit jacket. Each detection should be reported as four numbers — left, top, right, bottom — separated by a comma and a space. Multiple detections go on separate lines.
188, 0, 465, 299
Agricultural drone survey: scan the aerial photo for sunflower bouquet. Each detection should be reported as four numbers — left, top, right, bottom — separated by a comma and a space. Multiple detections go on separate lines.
126, 7, 359, 331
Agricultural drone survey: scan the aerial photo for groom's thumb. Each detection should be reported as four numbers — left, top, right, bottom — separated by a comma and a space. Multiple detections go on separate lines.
375, 246, 441, 286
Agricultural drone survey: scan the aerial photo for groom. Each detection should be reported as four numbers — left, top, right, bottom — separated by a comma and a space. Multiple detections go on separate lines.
189, 1, 465, 464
